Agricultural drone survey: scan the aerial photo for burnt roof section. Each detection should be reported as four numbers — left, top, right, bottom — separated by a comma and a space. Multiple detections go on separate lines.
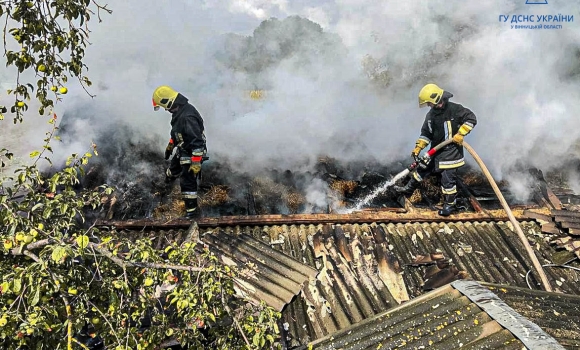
270, 220, 580, 347
482, 282, 580, 349
305, 280, 565, 350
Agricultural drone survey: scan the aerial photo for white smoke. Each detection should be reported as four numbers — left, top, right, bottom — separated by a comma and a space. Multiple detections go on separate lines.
1, 0, 579, 196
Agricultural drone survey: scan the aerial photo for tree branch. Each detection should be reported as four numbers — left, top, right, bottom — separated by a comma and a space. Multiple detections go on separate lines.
21, 250, 75, 350
10, 238, 56, 255
87, 242, 208, 272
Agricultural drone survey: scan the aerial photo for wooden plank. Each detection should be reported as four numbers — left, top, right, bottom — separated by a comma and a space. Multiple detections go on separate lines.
554, 216, 580, 224
533, 191, 552, 209
541, 223, 561, 235
96, 209, 535, 229
544, 186, 564, 210
568, 228, 580, 236
551, 209, 580, 218
539, 182, 563, 210
523, 209, 553, 224
456, 177, 484, 213
559, 222, 580, 230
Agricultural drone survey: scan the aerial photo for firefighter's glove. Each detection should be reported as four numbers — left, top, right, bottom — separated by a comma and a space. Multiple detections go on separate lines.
452, 133, 463, 145
189, 156, 202, 175
411, 138, 429, 160
164, 139, 175, 160
453, 124, 473, 145
165, 168, 179, 183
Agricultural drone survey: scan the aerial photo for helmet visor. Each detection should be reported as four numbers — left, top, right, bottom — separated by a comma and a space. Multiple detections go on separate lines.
152, 98, 160, 111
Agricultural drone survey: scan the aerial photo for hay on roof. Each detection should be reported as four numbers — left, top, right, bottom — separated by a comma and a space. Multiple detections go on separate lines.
199, 185, 230, 207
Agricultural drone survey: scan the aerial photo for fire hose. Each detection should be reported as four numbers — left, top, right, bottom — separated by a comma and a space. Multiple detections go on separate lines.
410, 139, 552, 292
463, 141, 552, 292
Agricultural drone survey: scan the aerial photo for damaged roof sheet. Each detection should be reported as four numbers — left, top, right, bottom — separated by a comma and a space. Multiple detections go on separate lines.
305, 280, 565, 350
106, 218, 580, 348
112, 226, 318, 312
216, 220, 580, 347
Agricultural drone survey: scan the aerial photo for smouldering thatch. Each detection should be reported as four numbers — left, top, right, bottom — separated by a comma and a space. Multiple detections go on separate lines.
285, 191, 305, 214
409, 190, 422, 204
329, 179, 358, 197
251, 177, 304, 214
152, 185, 184, 219
199, 185, 230, 208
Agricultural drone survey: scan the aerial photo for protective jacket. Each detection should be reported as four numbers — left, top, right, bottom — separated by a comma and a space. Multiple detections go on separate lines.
418, 91, 477, 170
169, 94, 206, 157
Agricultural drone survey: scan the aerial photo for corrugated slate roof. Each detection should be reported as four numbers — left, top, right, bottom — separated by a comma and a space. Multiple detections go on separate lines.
105, 217, 580, 348
305, 280, 565, 350
113, 226, 318, 312
483, 282, 580, 349
230, 220, 579, 347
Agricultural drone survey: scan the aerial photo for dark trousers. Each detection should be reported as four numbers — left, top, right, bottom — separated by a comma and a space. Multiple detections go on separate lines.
414, 161, 458, 205
168, 155, 198, 201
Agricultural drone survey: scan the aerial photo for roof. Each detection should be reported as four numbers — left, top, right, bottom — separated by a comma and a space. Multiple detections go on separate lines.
305, 280, 567, 350
102, 216, 580, 348
270, 220, 580, 347
484, 283, 580, 348
96, 174, 580, 349
111, 224, 318, 312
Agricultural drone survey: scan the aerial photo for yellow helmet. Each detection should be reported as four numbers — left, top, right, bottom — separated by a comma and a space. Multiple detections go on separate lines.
152, 85, 179, 111
418, 83, 444, 108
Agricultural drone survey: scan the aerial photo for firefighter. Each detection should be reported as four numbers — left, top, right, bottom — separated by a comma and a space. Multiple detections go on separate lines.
152, 85, 207, 219
393, 83, 477, 216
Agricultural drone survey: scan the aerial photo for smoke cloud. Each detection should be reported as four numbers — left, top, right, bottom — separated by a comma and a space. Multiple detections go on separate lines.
2, 0, 580, 198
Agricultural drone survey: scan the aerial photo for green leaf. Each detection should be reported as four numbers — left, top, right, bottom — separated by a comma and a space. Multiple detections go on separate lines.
13, 278, 22, 294
51, 246, 67, 263
30, 286, 40, 306
75, 235, 89, 249
31, 203, 44, 212
29, 150, 40, 158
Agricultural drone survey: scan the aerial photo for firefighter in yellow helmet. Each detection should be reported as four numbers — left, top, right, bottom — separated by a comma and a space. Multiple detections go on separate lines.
393, 83, 477, 216
152, 85, 207, 219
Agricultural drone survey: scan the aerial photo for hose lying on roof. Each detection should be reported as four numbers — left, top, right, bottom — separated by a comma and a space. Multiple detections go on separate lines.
463, 141, 552, 292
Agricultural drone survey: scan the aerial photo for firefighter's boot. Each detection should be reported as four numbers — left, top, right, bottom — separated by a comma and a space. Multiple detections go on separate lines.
393, 178, 419, 195
184, 198, 201, 219
438, 194, 458, 217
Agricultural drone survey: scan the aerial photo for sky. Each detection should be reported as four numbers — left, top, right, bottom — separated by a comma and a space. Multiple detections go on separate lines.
1, 0, 580, 200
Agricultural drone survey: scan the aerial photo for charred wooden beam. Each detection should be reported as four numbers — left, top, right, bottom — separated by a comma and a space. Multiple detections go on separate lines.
559, 221, 580, 230
540, 222, 561, 235
533, 190, 552, 209
456, 177, 484, 213
523, 209, 553, 224
554, 216, 580, 224
552, 209, 580, 218
96, 208, 538, 229
540, 184, 563, 210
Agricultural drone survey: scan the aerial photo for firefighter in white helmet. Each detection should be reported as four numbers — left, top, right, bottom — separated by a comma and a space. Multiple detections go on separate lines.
393, 83, 477, 216
152, 85, 207, 219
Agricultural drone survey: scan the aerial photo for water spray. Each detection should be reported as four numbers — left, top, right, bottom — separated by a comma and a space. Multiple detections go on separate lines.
346, 139, 454, 213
